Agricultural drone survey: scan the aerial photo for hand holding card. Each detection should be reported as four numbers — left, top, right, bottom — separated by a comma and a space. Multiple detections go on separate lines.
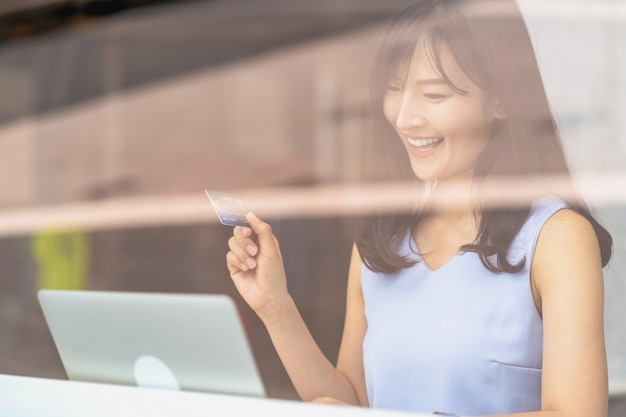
205, 189, 250, 227
218, 200, 290, 320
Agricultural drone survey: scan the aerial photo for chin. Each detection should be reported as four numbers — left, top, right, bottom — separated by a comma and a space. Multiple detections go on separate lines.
410, 168, 439, 182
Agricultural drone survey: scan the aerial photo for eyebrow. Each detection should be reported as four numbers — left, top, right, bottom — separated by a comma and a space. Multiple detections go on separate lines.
415, 78, 448, 86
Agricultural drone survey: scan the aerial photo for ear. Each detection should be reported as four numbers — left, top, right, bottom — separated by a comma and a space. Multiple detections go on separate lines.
490, 98, 507, 120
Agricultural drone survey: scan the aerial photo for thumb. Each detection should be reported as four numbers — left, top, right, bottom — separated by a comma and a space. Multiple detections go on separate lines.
245, 212, 275, 249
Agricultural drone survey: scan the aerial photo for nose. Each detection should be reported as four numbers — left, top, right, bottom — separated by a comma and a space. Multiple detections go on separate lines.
394, 92, 426, 131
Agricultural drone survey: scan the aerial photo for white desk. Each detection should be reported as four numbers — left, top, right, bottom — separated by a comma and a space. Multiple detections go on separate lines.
3, 372, 623, 416
0, 373, 426, 417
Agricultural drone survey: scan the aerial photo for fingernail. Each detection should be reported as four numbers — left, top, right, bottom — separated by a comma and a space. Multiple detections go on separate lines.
240, 262, 248, 271
246, 212, 258, 222
246, 244, 257, 256
246, 257, 257, 268
242, 227, 252, 237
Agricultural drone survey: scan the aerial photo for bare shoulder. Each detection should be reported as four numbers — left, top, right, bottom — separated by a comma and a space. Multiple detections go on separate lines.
538, 208, 600, 254
532, 208, 603, 299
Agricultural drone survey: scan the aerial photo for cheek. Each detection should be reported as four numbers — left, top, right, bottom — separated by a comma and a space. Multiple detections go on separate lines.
382, 96, 399, 127
448, 104, 494, 139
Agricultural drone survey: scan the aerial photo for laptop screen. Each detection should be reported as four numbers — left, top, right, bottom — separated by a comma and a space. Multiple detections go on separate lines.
38, 290, 265, 397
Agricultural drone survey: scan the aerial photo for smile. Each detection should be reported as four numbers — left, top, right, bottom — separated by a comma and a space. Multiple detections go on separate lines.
407, 137, 444, 151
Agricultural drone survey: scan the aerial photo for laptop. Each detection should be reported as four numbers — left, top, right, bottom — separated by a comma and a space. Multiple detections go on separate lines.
37, 290, 266, 397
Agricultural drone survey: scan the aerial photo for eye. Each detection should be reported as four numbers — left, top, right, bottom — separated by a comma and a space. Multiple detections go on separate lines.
423, 93, 448, 100
385, 80, 404, 93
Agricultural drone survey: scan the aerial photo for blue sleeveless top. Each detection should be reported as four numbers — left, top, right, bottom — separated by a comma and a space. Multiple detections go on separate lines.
361, 199, 568, 415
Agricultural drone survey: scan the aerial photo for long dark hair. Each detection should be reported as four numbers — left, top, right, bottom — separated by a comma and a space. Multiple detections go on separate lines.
356, 0, 612, 273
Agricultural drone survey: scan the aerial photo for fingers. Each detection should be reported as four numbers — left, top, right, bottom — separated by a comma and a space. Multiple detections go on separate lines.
227, 226, 258, 272
226, 212, 279, 276
311, 397, 350, 406
226, 251, 246, 276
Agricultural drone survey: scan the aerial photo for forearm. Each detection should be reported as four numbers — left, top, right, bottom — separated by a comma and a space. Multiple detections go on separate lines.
259, 295, 361, 405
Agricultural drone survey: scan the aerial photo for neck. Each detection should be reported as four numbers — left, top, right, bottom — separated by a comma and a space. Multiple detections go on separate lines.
420, 175, 477, 216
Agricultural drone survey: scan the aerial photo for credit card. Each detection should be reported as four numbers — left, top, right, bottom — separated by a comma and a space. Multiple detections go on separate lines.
204, 189, 250, 227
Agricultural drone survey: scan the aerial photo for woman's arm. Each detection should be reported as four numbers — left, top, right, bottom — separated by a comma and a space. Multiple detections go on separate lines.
487, 208, 608, 417
531, 209, 608, 417
331, 245, 370, 406
226, 212, 368, 405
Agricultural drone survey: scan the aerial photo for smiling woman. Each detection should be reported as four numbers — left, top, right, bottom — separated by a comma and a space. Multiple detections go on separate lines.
224, 1, 613, 416
359, 0, 612, 275
382, 44, 500, 183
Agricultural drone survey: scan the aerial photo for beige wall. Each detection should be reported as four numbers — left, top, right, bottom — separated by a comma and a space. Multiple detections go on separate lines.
0, 24, 380, 209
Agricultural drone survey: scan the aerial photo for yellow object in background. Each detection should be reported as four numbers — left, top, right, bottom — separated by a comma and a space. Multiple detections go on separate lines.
31, 230, 89, 291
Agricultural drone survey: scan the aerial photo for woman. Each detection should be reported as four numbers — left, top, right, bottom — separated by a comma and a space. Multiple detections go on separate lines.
226, 1, 613, 416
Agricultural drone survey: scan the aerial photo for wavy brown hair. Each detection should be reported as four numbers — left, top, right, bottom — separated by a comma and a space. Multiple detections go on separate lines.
355, 0, 612, 274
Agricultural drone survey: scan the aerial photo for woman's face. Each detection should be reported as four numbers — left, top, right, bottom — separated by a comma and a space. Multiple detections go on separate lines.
383, 44, 502, 183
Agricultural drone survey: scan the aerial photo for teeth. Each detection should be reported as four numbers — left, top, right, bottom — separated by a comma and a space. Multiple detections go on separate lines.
407, 137, 443, 147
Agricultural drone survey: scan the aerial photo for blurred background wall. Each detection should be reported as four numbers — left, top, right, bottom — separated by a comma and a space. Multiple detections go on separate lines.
0, 0, 624, 412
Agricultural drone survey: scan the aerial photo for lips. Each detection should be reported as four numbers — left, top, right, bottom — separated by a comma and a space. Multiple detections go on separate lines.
407, 137, 444, 152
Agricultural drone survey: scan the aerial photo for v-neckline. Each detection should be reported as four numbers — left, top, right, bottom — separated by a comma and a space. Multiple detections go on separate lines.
409, 233, 473, 272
